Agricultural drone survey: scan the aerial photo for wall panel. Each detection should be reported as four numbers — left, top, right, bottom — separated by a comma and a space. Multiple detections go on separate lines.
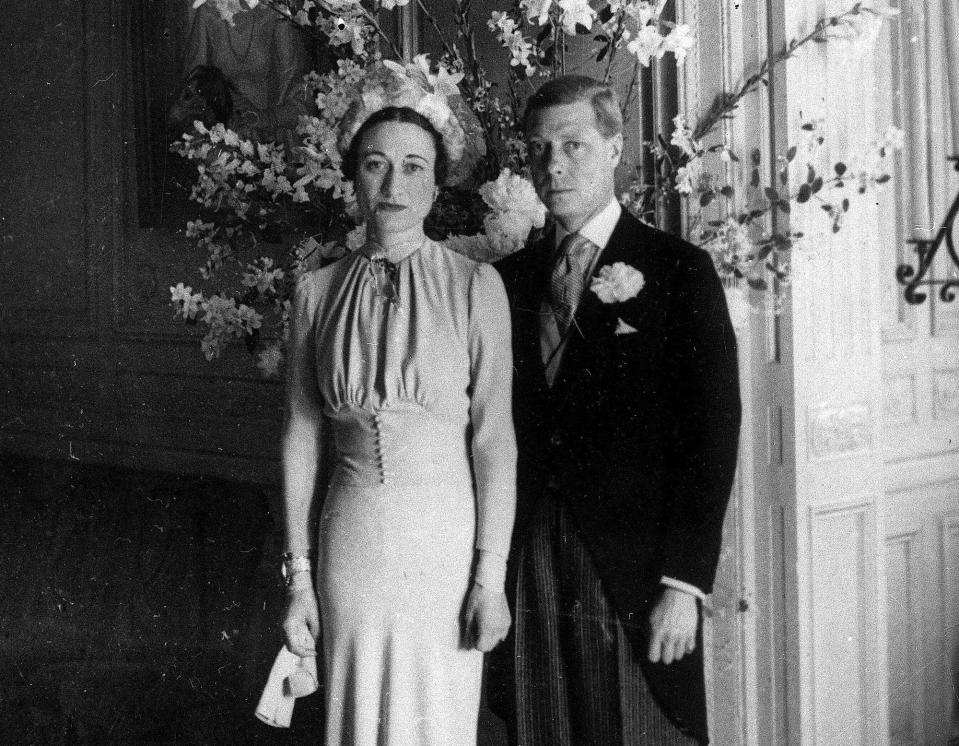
0, 0, 92, 327
0, 0, 282, 484
808, 500, 882, 746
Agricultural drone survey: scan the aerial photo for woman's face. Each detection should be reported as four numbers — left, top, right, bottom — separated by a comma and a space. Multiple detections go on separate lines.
355, 121, 437, 238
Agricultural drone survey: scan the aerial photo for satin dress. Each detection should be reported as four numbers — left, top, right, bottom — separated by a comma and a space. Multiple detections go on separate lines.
289, 239, 516, 745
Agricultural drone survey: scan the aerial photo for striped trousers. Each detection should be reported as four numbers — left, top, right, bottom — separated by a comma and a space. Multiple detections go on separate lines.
514, 499, 701, 746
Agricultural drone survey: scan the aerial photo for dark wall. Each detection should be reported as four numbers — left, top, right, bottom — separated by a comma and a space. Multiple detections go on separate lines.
0, 2, 661, 483
0, 0, 284, 484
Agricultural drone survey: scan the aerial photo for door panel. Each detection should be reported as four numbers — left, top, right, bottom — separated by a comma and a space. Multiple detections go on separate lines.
877, 4, 959, 745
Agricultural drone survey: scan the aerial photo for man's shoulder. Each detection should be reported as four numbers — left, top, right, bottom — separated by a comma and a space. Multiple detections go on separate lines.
612, 212, 706, 267
493, 231, 548, 281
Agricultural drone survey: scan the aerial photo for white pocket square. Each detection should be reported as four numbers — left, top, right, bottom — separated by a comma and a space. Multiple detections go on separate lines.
614, 317, 639, 335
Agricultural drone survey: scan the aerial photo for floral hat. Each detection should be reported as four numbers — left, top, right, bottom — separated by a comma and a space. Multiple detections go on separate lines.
337, 54, 486, 185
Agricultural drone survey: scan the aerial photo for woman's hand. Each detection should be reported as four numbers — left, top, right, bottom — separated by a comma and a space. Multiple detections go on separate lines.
462, 582, 511, 652
282, 582, 321, 658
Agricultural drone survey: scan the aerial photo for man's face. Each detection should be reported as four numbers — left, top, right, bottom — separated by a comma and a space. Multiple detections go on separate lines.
525, 100, 623, 233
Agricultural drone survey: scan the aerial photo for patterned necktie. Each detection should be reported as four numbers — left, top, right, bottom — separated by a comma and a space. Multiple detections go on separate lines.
549, 232, 596, 334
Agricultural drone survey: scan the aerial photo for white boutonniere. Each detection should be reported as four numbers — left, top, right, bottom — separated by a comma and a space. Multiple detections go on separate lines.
590, 262, 645, 303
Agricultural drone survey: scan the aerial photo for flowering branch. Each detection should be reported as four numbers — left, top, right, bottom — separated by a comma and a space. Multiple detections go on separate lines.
172, 0, 902, 370
693, 1, 898, 141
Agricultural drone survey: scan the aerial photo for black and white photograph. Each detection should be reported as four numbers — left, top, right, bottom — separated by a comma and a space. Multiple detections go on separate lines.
1, 1, 957, 744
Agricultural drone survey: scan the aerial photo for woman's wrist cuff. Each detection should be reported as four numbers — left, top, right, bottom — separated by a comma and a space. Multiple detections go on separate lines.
474, 549, 507, 589
285, 571, 313, 593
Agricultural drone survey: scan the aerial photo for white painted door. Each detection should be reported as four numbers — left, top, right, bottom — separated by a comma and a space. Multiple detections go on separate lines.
876, 3, 959, 744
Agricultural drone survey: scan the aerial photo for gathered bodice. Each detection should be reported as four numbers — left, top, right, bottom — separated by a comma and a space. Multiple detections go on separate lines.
311, 241, 474, 417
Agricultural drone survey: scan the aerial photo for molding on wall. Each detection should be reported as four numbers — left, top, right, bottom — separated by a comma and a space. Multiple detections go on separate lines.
883, 374, 919, 426
885, 530, 924, 746
806, 402, 873, 462
806, 497, 883, 746
0, 428, 280, 486
932, 369, 959, 421
941, 512, 959, 741
3, 0, 96, 335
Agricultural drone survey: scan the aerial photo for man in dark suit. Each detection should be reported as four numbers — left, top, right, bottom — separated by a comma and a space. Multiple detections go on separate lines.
494, 76, 741, 745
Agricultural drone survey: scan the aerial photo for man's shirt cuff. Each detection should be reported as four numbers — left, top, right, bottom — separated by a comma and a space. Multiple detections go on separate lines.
660, 576, 707, 601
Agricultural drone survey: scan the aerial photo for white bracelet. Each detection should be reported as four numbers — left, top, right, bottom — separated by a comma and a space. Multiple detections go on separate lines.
281, 553, 312, 585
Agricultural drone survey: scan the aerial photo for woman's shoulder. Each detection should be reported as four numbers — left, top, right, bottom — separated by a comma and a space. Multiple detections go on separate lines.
423, 239, 505, 289
423, 238, 479, 268
294, 254, 354, 297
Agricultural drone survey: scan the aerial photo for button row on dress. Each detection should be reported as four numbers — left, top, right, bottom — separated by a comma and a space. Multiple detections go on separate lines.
373, 413, 389, 485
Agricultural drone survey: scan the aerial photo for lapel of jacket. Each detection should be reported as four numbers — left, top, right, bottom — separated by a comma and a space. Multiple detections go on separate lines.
512, 230, 554, 393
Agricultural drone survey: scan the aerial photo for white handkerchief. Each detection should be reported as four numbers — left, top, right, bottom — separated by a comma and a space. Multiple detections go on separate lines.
614, 317, 638, 335
255, 645, 319, 728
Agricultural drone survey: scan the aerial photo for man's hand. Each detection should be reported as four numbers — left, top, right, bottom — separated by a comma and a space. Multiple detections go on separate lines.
282, 585, 320, 658
647, 587, 698, 664
462, 582, 512, 652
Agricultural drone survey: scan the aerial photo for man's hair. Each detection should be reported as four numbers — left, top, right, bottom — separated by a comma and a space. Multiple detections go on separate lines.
342, 106, 449, 184
522, 75, 623, 138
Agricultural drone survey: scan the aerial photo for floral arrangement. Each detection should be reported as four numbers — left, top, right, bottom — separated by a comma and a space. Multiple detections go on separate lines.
170, 0, 901, 374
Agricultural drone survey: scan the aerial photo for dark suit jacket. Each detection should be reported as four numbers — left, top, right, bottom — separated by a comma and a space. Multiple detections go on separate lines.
496, 210, 741, 744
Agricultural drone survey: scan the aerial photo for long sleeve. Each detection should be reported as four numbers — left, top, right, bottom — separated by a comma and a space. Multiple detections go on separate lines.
658, 249, 742, 593
281, 272, 326, 556
467, 263, 518, 562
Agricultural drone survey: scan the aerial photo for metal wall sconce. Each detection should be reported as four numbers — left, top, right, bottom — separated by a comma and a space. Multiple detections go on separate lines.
897, 155, 959, 304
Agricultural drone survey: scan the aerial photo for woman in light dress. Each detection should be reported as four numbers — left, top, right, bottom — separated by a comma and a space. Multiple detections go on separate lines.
279, 104, 517, 746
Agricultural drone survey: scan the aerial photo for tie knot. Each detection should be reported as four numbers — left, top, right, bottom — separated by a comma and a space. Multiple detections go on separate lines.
559, 232, 594, 267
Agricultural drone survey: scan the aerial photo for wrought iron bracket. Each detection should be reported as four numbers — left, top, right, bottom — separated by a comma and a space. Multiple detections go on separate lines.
897, 155, 959, 304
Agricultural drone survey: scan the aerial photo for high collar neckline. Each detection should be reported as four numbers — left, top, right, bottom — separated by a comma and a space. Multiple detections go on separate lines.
360, 237, 427, 264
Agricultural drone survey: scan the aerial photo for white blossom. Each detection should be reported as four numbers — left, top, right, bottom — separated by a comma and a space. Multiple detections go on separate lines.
192, 0, 259, 26
670, 115, 699, 158
662, 24, 695, 64
237, 303, 263, 333
242, 257, 285, 295
878, 125, 905, 153
255, 343, 284, 378
521, 0, 553, 26
674, 160, 703, 195
557, 0, 596, 35
828, 0, 900, 58
626, 24, 666, 66
489, 12, 536, 75
698, 218, 758, 278
621, 0, 667, 27
478, 169, 547, 225
170, 283, 204, 320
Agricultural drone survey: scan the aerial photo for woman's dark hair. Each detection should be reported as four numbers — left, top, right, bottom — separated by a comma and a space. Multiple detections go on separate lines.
342, 106, 449, 185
